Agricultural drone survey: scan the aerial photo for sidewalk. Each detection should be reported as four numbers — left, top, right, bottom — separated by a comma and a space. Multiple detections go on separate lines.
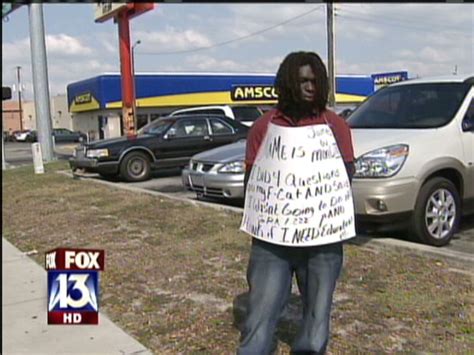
2, 238, 152, 355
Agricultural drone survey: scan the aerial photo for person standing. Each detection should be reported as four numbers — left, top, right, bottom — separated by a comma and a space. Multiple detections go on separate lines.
238, 51, 355, 354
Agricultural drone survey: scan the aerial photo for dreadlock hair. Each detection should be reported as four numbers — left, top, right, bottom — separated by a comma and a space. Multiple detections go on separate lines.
275, 51, 329, 119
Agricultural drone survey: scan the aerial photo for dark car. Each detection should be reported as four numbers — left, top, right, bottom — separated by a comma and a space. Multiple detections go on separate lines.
18, 128, 86, 143
4, 131, 16, 141
52, 128, 86, 143
69, 114, 249, 182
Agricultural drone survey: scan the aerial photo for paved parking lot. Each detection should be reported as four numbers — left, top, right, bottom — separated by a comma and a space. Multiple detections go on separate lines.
4, 141, 474, 269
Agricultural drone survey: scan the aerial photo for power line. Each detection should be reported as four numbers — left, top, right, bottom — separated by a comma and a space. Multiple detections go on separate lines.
138, 5, 324, 56
339, 5, 469, 33
337, 11, 470, 38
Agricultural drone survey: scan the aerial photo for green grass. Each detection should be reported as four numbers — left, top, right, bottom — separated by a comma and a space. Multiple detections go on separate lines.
3, 162, 473, 354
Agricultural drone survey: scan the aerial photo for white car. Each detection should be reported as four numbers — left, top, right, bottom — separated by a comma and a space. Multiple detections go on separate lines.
170, 105, 263, 126
13, 130, 35, 142
348, 74, 473, 246
182, 140, 245, 200
182, 76, 473, 247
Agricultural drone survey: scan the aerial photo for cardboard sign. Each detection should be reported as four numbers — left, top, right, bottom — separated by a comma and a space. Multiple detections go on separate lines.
240, 123, 356, 246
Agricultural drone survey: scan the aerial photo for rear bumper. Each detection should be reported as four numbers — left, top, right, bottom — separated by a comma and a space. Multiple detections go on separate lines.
182, 168, 244, 199
69, 157, 118, 175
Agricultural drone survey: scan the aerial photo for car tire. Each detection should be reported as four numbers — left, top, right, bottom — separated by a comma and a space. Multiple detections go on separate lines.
120, 151, 151, 182
411, 177, 460, 247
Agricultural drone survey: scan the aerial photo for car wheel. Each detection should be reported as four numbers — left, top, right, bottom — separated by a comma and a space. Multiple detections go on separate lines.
120, 151, 151, 182
411, 177, 460, 247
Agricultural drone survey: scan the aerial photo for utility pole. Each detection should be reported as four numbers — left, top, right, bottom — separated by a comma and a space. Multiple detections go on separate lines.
117, 12, 137, 136
16, 66, 23, 131
132, 39, 141, 131
28, 3, 54, 162
327, 3, 336, 108
95, 3, 154, 136
2, 87, 12, 171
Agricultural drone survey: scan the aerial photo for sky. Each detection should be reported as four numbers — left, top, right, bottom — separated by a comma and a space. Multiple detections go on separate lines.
2, 3, 473, 101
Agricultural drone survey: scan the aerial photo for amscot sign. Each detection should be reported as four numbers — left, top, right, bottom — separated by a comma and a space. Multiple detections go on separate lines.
372, 71, 408, 89
231, 85, 278, 101
74, 93, 92, 105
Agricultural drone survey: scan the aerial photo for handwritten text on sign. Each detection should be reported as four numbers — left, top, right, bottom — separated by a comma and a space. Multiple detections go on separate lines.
240, 123, 356, 246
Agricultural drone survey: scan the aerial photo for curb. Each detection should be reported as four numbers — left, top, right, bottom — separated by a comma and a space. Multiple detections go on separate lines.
350, 235, 474, 274
58, 170, 473, 272
59, 170, 244, 214
2, 238, 153, 355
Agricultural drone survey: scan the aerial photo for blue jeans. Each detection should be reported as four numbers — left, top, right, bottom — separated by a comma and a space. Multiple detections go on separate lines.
238, 238, 343, 355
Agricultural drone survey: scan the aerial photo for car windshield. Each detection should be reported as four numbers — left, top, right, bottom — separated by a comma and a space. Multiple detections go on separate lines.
347, 83, 471, 129
232, 106, 263, 122
138, 118, 173, 135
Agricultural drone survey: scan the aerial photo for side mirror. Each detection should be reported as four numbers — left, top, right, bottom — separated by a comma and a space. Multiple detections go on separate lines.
462, 116, 474, 132
164, 129, 176, 139
340, 109, 353, 119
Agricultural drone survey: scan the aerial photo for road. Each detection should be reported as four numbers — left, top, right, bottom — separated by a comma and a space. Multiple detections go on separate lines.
4, 142, 474, 267
3, 141, 74, 167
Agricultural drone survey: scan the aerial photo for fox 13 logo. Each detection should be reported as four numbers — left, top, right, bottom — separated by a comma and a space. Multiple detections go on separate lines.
45, 248, 105, 325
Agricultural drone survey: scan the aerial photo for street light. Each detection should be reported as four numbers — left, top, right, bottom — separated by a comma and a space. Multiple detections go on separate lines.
16, 66, 23, 131
132, 39, 141, 50
132, 40, 141, 88
131, 40, 141, 130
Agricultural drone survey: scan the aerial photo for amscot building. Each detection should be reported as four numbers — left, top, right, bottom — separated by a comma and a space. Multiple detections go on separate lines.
67, 71, 408, 140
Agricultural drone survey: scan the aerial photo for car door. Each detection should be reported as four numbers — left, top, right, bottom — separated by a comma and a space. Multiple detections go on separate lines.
53, 129, 69, 143
155, 118, 212, 167
461, 96, 474, 202
52, 129, 61, 143
64, 129, 79, 142
208, 117, 240, 150
62, 129, 76, 142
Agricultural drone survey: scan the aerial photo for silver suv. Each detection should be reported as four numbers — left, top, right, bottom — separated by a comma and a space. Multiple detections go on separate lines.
348, 74, 474, 246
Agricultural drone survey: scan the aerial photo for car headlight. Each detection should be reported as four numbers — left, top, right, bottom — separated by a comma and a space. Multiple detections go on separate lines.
86, 148, 109, 158
218, 160, 245, 174
354, 144, 408, 178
